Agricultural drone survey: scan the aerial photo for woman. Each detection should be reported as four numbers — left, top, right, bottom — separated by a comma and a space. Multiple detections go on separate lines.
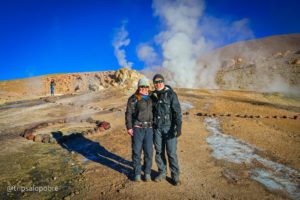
125, 77, 153, 182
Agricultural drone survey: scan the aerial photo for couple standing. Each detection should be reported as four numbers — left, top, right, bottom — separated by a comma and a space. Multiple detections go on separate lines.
125, 74, 182, 186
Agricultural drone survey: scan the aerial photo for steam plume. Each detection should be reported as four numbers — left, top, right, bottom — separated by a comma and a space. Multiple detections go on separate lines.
113, 21, 133, 69
143, 0, 254, 88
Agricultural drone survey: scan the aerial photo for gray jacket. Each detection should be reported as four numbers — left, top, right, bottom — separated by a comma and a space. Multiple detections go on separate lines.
125, 92, 153, 129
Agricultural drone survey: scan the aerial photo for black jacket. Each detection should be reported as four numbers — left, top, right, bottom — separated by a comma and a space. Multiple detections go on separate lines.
125, 91, 153, 130
151, 85, 182, 133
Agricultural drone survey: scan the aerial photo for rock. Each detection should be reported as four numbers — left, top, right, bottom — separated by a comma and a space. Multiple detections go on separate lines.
99, 127, 105, 132
41, 134, 50, 143
99, 121, 111, 130
109, 108, 118, 112
89, 84, 99, 92
75, 85, 80, 92
95, 120, 103, 126
273, 52, 283, 58
23, 129, 33, 138
34, 134, 43, 142
293, 58, 300, 65
114, 68, 144, 88
183, 112, 190, 115
50, 138, 57, 144
235, 57, 244, 64
63, 196, 71, 200
86, 117, 95, 123
75, 191, 80, 195
26, 133, 35, 140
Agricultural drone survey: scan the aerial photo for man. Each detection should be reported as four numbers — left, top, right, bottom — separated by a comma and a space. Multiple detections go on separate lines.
151, 74, 182, 185
50, 79, 56, 96
125, 77, 153, 182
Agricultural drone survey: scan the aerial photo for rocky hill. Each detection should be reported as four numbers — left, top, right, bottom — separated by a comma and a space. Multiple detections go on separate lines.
206, 34, 300, 92
0, 68, 143, 103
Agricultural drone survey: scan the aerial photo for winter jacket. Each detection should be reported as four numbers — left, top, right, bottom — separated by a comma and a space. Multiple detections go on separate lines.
151, 85, 182, 133
125, 91, 153, 130
50, 81, 56, 88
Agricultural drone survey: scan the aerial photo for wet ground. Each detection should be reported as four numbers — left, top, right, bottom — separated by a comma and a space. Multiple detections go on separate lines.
205, 117, 300, 199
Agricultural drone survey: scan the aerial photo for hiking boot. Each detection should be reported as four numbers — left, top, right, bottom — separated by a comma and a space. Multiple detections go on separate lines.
172, 175, 181, 186
154, 173, 166, 182
134, 175, 141, 182
144, 174, 151, 182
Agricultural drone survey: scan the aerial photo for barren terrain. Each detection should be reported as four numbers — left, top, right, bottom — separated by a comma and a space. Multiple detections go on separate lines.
0, 86, 299, 200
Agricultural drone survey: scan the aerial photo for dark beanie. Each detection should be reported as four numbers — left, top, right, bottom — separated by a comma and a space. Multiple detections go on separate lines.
153, 74, 164, 82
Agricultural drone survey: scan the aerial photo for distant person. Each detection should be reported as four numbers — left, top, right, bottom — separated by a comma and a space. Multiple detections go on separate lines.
50, 79, 56, 96
151, 74, 182, 186
125, 77, 153, 182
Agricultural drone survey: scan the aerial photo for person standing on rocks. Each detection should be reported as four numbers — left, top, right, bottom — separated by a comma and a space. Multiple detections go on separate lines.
125, 77, 153, 182
50, 79, 56, 96
151, 74, 182, 186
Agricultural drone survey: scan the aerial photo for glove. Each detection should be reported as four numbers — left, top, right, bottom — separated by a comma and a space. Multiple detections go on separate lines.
176, 131, 182, 138
176, 125, 182, 138
127, 129, 134, 136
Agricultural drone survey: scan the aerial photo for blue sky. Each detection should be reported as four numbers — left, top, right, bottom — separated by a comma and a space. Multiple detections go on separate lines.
0, 0, 299, 80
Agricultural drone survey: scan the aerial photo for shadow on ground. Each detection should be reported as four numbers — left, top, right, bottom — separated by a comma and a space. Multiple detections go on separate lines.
52, 132, 134, 178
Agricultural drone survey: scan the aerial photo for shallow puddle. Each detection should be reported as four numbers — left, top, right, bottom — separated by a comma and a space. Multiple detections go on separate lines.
204, 117, 300, 200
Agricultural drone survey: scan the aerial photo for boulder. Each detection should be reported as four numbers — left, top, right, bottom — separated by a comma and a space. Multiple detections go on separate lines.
25, 133, 34, 140
34, 134, 43, 142
41, 134, 50, 143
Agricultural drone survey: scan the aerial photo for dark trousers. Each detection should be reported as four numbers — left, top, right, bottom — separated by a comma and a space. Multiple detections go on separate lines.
50, 86, 54, 96
154, 127, 180, 177
131, 127, 153, 175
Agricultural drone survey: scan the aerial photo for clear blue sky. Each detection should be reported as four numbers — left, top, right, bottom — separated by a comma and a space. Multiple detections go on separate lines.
0, 0, 299, 80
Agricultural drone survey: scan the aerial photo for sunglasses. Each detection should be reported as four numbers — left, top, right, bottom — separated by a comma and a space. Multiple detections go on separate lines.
154, 80, 164, 84
139, 86, 149, 89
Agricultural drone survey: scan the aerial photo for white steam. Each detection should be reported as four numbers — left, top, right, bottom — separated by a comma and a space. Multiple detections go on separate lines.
113, 22, 133, 69
139, 0, 254, 89
152, 0, 206, 88
137, 44, 158, 67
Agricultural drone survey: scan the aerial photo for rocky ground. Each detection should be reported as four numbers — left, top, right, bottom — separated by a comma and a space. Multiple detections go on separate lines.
0, 87, 299, 200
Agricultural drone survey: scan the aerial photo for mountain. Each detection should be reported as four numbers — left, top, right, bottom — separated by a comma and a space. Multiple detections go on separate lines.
203, 34, 300, 92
